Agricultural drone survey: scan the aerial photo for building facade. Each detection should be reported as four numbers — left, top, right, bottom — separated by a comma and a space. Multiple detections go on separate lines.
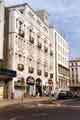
0, 1, 16, 99
70, 58, 80, 86
49, 27, 70, 90
2, 2, 70, 98
4, 3, 54, 97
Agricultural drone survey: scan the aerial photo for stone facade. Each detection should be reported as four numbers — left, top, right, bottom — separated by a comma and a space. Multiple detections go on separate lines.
3, 3, 70, 97
70, 58, 80, 86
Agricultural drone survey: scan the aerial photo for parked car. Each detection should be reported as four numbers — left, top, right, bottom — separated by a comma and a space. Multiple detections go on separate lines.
54, 89, 73, 100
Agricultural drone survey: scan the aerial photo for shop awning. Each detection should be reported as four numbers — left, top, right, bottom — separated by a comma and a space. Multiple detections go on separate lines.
0, 69, 16, 79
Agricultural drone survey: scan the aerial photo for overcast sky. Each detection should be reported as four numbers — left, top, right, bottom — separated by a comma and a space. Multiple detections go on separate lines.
5, 0, 80, 58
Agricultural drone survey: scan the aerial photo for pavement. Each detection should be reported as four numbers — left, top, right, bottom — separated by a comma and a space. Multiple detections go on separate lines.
0, 96, 51, 108
0, 96, 80, 108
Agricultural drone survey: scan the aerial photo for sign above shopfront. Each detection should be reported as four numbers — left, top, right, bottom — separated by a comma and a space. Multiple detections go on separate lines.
0, 69, 16, 78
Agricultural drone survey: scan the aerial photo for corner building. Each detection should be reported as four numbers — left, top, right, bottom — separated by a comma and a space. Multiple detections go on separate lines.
5, 3, 54, 97
4, 3, 70, 98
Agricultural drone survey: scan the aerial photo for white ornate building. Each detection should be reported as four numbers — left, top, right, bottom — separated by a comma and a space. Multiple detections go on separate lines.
3, 3, 70, 97
4, 3, 54, 97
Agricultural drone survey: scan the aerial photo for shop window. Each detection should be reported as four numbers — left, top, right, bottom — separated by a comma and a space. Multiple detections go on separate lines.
14, 78, 25, 90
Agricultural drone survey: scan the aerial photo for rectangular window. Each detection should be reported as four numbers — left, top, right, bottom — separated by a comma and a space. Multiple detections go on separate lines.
44, 47, 48, 53
37, 42, 42, 49
50, 73, 53, 78
37, 19, 41, 25
28, 11, 34, 18
28, 67, 34, 73
29, 36, 34, 44
37, 69, 42, 76
44, 72, 48, 77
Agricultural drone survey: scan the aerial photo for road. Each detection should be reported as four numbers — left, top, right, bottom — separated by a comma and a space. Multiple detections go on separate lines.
0, 100, 80, 120
63, 99, 80, 107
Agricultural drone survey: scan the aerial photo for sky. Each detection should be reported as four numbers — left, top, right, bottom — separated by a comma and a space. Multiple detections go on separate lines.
5, 0, 80, 58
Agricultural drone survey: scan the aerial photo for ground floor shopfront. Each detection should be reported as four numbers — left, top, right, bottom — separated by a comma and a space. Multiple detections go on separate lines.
0, 69, 16, 99
14, 76, 53, 98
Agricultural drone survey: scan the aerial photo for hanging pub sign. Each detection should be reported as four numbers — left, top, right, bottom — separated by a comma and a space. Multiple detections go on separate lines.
26, 76, 35, 85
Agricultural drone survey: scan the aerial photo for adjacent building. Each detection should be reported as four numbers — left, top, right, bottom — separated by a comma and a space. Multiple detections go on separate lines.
70, 58, 80, 86
0, 1, 16, 99
49, 27, 70, 90
69, 58, 80, 96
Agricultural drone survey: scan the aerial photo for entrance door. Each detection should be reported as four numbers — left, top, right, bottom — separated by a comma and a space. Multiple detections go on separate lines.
0, 86, 4, 99
0, 80, 5, 99
36, 78, 42, 96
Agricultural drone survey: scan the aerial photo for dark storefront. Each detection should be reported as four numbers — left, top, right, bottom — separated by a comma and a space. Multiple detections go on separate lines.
36, 78, 42, 96
0, 69, 16, 99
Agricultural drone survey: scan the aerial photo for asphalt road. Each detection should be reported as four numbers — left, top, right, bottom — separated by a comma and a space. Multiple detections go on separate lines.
61, 98, 80, 106
0, 101, 80, 120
